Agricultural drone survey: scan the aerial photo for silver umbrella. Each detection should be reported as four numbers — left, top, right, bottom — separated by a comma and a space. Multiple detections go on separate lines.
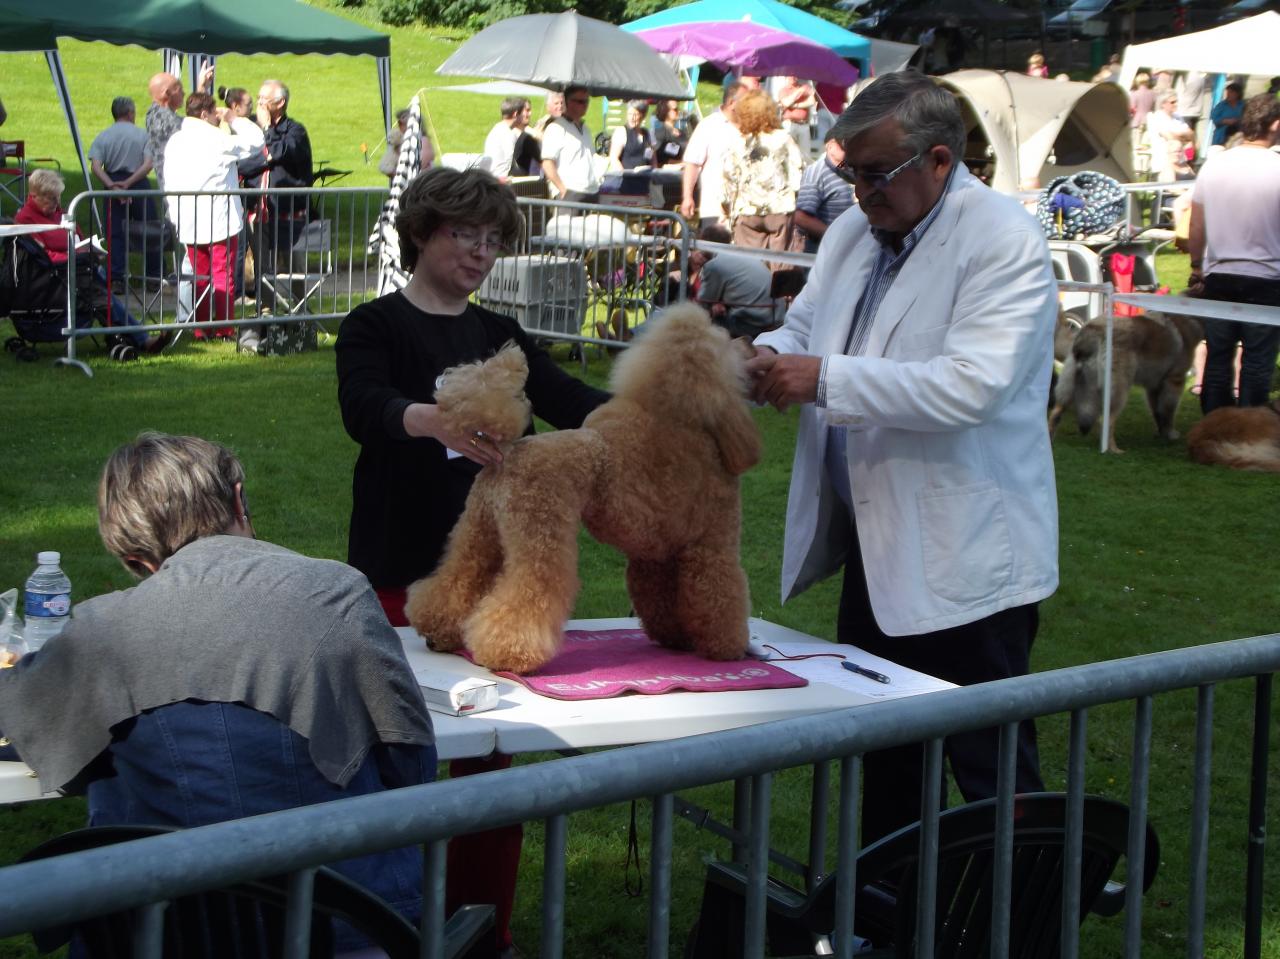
437, 10, 689, 101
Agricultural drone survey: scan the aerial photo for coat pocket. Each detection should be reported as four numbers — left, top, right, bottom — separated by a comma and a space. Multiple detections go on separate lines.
916, 481, 1013, 605
893, 324, 950, 360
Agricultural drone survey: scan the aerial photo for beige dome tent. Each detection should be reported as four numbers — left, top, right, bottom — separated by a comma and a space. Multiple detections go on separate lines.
934, 70, 1134, 194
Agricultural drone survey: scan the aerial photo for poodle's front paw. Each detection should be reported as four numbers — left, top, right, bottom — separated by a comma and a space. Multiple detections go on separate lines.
424, 627, 465, 653
464, 605, 562, 675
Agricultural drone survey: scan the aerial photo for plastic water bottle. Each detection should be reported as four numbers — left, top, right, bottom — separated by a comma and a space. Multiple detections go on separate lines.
23, 551, 71, 652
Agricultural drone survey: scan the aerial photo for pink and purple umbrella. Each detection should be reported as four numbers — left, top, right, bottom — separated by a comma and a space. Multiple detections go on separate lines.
633, 21, 859, 87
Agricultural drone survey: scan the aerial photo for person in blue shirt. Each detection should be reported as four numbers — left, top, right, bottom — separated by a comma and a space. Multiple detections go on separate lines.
1211, 83, 1245, 147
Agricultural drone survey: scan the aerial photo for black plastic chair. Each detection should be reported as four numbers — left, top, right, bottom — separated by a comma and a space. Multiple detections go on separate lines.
22, 824, 496, 959
685, 792, 1160, 959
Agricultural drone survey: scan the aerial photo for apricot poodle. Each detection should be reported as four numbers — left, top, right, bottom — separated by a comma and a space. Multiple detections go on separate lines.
406, 303, 762, 674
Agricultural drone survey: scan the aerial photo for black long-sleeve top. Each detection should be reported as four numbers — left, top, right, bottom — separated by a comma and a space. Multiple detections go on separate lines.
238, 115, 313, 217
336, 292, 609, 590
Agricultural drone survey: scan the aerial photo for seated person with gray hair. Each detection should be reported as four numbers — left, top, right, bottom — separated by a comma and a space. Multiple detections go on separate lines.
0, 432, 437, 951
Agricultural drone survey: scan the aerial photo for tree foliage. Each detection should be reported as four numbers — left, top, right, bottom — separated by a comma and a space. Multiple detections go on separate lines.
332, 0, 856, 31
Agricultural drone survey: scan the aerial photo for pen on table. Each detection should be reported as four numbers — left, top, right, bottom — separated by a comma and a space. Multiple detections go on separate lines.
842, 661, 891, 684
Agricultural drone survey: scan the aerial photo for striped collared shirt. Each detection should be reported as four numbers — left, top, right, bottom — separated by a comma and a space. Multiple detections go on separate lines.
817, 167, 954, 409
820, 168, 954, 512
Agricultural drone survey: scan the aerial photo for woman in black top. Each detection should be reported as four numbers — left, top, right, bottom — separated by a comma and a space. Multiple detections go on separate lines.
652, 98, 690, 168
337, 167, 606, 599
608, 100, 654, 170
335, 167, 607, 956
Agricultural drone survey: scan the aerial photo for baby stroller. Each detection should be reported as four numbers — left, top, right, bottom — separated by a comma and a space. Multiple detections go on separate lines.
1, 225, 140, 363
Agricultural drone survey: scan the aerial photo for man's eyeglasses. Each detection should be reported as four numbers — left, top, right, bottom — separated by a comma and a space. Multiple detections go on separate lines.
835, 152, 922, 190
448, 228, 513, 256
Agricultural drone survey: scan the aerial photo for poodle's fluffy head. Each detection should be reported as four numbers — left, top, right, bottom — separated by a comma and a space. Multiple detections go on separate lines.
433, 341, 532, 444
610, 303, 751, 416
608, 303, 761, 475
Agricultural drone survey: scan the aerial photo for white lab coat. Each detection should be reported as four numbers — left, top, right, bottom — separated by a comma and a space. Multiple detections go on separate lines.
163, 116, 260, 244
755, 165, 1059, 636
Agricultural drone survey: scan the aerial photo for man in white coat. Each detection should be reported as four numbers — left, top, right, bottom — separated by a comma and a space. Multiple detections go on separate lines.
748, 72, 1058, 845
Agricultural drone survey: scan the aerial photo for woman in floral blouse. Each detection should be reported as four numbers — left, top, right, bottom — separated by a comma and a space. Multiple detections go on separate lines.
721, 90, 805, 256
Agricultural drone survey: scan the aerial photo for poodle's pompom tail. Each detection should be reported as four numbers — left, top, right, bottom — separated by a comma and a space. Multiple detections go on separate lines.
434, 341, 532, 443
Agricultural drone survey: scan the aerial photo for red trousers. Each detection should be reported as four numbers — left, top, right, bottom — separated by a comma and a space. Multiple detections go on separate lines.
377, 586, 521, 949
187, 238, 236, 338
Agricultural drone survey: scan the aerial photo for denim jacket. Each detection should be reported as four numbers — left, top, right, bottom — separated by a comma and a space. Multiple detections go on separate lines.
86, 700, 436, 950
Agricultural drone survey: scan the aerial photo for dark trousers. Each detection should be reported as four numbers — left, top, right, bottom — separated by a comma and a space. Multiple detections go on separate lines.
836, 516, 1044, 847
1199, 272, 1280, 414
105, 169, 162, 281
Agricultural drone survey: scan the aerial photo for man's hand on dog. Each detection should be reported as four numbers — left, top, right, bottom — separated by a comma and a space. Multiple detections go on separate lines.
404, 403, 505, 466
746, 348, 821, 412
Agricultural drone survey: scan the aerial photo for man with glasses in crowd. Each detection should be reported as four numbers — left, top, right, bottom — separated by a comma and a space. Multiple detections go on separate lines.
746, 72, 1059, 846
540, 84, 602, 203
238, 79, 314, 345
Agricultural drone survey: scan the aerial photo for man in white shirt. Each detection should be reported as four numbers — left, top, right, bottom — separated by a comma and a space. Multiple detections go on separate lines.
540, 85, 601, 202
680, 83, 747, 227
482, 97, 531, 179
1187, 93, 1280, 412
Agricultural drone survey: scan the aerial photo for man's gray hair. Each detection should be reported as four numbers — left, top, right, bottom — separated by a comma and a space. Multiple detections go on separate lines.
1157, 90, 1178, 107
111, 96, 135, 120
831, 71, 965, 161
263, 79, 290, 105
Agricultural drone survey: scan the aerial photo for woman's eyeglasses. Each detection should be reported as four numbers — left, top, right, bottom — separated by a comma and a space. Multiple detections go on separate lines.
448, 228, 513, 256
835, 151, 922, 190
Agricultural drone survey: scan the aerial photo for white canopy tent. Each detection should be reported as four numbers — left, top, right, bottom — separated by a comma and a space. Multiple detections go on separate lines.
1118, 12, 1280, 90
937, 70, 1134, 194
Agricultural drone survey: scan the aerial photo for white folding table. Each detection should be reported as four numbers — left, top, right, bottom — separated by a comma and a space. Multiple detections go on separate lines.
0, 618, 952, 804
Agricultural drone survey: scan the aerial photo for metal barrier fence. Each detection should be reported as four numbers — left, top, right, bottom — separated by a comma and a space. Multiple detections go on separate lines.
479, 198, 691, 349
0, 633, 1275, 958
43, 186, 389, 373
9, 188, 693, 373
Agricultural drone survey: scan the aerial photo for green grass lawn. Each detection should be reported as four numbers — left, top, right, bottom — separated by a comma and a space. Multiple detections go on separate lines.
2, 12, 1279, 957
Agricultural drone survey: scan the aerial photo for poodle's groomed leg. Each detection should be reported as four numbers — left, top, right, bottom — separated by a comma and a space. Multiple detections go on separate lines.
673, 544, 751, 661
463, 435, 602, 673
406, 495, 502, 652
626, 557, 688, 650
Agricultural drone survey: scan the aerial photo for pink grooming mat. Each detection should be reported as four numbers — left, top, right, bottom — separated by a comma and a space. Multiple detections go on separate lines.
464, 628, 806, 700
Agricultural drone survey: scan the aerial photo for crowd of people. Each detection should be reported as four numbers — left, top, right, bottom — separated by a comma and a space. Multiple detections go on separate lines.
19, 66, 317, 355
4, 34, 1279, 955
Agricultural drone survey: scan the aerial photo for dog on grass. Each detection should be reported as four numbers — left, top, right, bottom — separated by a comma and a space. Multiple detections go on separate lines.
1187, 400, 1280, 472
406, 303, 761, 674
1048, 311, 1202, 453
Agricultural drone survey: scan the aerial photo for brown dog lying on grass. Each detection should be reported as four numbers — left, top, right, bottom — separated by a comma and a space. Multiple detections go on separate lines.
1048, 311, 1202, 453
406, 303, 761, 674
1187, 400, 1280, 472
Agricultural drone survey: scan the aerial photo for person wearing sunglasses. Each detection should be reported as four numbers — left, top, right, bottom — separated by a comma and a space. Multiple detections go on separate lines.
335, 166, 608, 959
747, 71, 1059, 849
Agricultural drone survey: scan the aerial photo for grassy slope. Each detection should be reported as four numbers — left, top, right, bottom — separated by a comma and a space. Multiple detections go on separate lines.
1, 13, 1278, 957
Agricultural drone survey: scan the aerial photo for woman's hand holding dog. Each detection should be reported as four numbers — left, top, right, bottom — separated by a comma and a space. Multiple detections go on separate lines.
746, 348, 821, 411
403, 403, 506, 466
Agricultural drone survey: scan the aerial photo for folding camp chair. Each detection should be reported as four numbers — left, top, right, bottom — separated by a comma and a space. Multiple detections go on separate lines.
22, 824, 497, 959
685, 792, 1160, 958
259, 218, 333, 317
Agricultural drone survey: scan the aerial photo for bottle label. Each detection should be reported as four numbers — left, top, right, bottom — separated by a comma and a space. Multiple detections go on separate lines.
25, 592, 70, 618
